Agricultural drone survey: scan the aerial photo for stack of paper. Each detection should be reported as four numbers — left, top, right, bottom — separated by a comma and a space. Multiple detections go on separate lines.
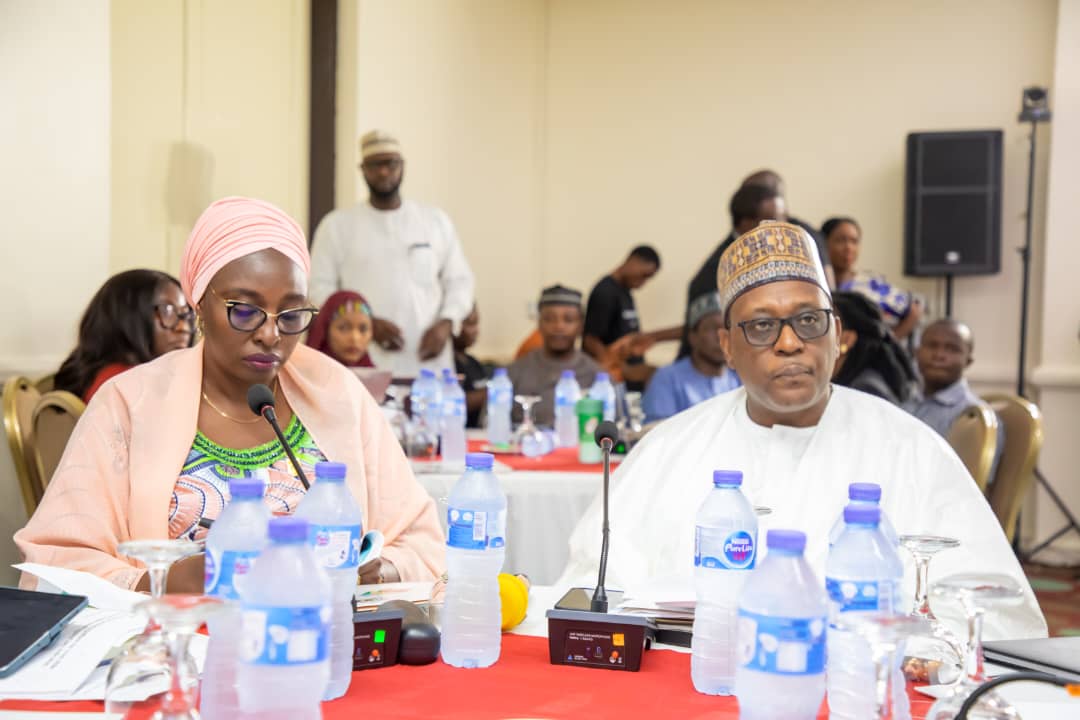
0, 564, 205, 703
616, 580, 696, 624
354, 581, 435, 611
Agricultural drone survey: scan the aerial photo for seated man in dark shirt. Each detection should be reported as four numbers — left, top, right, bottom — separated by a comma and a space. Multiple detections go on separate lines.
509, 285, 600, 427
583, 245, 681, 389
453, 304, 487, 427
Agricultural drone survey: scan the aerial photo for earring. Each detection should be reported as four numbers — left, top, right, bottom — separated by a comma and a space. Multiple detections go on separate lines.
839, 343, 849, 354
196, 315, 205, 337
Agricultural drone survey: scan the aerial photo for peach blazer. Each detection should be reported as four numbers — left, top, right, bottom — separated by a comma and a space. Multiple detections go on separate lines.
15, 343, 445, 589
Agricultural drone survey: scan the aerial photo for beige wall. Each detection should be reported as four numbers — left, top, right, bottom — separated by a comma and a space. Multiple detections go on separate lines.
110, 0, 310, 278
0, 0, 113, 585
1029, 0, 1080, 561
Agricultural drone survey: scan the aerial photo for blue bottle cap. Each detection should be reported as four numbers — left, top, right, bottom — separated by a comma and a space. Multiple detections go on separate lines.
560, 369, 575, 379
766, 529, 806, 553
419, 368, 436, 379
269, 517, 309, 543
494, 367, 508, 377
848, 482, 882, 502
844, 504, 881, 525
712, 470, 743, 487
595, 372, 610, 383
315, 461, 347, 481
230, 475, 265, 499
466, 452, 495, 470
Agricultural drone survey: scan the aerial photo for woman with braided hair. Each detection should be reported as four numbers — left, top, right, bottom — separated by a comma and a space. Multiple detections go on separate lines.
832, 291, 918, 405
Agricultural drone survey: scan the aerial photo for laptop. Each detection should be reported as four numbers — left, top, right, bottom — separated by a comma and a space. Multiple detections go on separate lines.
983, 637, 1080, 682
0, 587, 89, 677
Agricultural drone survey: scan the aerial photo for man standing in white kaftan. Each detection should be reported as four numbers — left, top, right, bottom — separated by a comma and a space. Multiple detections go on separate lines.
310, 130, 475, 376
559, 221, 1045, 642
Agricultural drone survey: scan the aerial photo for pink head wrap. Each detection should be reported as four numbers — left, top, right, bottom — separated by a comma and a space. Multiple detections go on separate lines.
179, 196, 311, 304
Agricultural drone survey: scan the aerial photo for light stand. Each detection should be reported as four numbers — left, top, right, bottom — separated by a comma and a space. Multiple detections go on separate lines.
1012, 87, 1080, 559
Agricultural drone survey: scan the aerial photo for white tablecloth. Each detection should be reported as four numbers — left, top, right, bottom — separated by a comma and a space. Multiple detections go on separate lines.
416, 469, 601, 585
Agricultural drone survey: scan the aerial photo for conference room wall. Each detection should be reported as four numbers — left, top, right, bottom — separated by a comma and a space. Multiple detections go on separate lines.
0, 0, 112, 585
344, 0, 1056, 381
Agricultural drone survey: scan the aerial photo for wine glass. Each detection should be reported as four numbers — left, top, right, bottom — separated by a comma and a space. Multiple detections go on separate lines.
139, 594, 226, 720
899, 534, 964, 683
925, 574, 1025, 720
838, 612, 932, 719
512, 395, 550, 457
105, 539, 202, 717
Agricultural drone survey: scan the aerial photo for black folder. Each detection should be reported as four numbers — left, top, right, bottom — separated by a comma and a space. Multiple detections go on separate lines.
983, 637, 1080, 682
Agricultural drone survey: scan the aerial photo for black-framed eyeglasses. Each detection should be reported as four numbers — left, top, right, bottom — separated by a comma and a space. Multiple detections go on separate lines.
154, 303, 195, 330
735, 308, 834, 347
207, 286, 318, 335
361, 157, 403, 172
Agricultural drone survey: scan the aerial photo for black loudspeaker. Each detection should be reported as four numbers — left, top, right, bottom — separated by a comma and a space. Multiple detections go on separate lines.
904, 130, 1002, 276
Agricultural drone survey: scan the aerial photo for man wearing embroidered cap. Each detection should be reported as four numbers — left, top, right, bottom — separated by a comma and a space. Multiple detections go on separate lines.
17, 197, 445, 592
310, 130, 475, 377
508, 285, 600, 427
560, 221, 1045, 643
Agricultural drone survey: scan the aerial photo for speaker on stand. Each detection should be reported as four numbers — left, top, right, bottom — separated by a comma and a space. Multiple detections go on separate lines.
904, 129, 1003, 317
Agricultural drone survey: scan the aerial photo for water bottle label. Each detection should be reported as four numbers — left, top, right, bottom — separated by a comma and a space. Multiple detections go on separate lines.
241, 605, 330, 666
443, 398, 466, 416
205, 549, 259, 599
310, 524, 363, 569
490, 388, 512, 405
737, 610, 826, 676
694, 527, 755, 570
447, 506, 506, 550
826, 578, 897, 615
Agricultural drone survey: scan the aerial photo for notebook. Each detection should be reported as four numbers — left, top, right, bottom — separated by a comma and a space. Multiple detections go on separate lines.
983, 637, 1080, 682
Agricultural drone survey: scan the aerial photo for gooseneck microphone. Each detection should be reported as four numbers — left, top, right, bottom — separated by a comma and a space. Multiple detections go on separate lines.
591, 420, 619, 613
247, 383, 310, 490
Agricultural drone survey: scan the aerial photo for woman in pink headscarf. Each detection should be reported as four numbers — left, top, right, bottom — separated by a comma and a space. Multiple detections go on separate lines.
16, 197, 444, 592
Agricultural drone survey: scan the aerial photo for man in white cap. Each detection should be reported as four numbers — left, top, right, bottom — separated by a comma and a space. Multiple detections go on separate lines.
310, 130, 475, 376
559, 221, 1045, 643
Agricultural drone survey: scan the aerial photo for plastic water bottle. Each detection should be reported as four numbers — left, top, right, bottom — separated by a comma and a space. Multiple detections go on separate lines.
691, 470, 758, 695
486, 368, 513, 446
736, 530, 828, 720
411, 368, 443, 433
294, 462, 363, 701
588, 372, 617, 422
440, 369, 467, 463
828, 482, 899, 546
238, 517, 330, 720
554, 370, 581, 447
201, 472, 271, 720
441, 452, 507, 668
826, 505, 910, 720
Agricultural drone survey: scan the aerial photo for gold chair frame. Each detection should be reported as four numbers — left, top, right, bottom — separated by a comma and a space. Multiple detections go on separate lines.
31, 390, 86, 491
3, 376, 44, 517
982, 393, 1044, 544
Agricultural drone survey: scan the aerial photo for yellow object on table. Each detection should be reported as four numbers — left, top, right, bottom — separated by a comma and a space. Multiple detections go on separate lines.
499, 573, 530, 631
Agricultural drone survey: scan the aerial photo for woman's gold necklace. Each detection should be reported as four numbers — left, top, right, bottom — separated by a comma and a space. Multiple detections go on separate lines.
201, 381, 277, 424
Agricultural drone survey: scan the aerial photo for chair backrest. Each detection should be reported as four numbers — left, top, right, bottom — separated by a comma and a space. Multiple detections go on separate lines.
982, 393, 1043, 544
946, 403, 999, 494
2, 376, 43, 516
34, 373, 56, 394
31, 390, 86, 490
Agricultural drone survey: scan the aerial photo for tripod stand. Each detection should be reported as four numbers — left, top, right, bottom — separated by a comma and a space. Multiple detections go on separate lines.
1013, 90, 1080, 560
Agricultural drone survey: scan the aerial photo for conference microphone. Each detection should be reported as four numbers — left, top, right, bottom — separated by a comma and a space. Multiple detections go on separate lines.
247, 383, 310, 490
591, 420, 619, 613
546, 419, 655, 672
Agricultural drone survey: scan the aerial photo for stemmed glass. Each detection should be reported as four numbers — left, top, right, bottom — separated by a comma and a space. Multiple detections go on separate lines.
512, 395, 550, 457
925, 574, 1025, 720
899, 535, 964, 683
839, 612, 932, 719
105, 539, 202, 717
139, 595, 225, 720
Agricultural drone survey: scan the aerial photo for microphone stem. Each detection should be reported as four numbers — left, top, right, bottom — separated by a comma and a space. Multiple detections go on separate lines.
592, 439, 612, 613
263, 407, 311, 490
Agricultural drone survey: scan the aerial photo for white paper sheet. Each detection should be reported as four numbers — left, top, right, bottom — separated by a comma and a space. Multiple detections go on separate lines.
13, 564, 145, 613
0, 608, 146, 698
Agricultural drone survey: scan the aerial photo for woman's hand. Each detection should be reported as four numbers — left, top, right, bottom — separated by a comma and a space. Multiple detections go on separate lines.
357, 558, 400, 585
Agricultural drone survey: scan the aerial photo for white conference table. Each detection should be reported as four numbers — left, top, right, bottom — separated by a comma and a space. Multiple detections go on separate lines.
415, 465, 602, 585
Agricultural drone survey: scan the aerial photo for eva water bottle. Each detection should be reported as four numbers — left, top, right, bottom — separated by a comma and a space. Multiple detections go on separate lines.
238, 517, 330, 720
828, 482, 899, 546
294, 462, 363, 701
486, 368, 513, 446
441, 452, 506, 668
735, 530, 828, 720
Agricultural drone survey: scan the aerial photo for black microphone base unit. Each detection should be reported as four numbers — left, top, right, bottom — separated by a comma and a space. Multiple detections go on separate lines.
546, 609, 655, 672
352, 607, 404, 671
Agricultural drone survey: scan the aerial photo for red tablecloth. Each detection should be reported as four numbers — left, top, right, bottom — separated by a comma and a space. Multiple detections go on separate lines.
463, 439, 620, 473
0, 635, 933, 719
